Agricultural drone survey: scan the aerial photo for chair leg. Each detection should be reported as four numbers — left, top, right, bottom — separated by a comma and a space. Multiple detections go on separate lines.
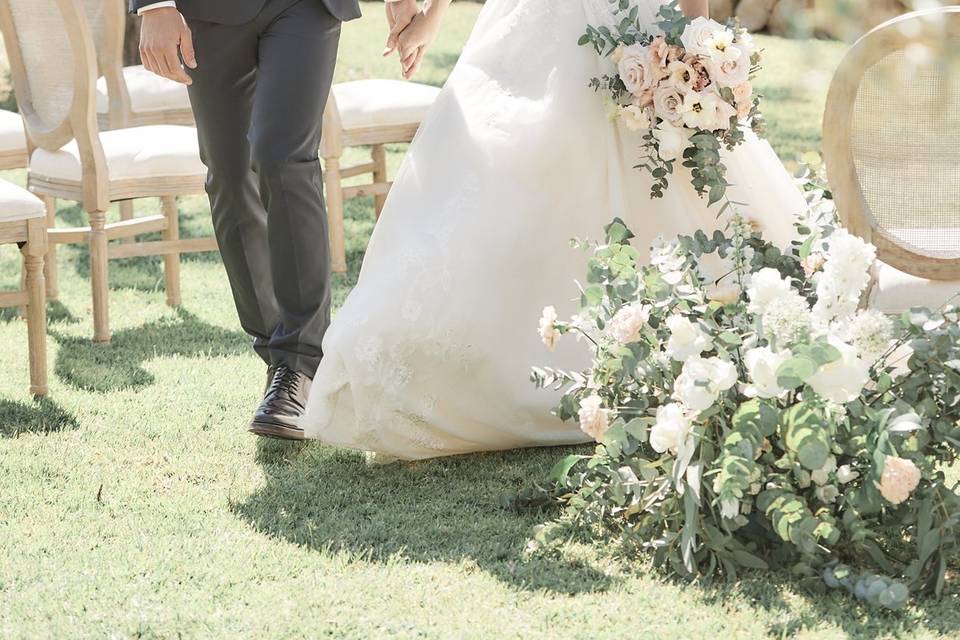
160, 196, 181, 307
324, 156, 347, 273
372, 144, 387, 219
119, 199, 134, 244
23, 218, 48, 396
88, 209, 110, 343
42, 196, 58, 300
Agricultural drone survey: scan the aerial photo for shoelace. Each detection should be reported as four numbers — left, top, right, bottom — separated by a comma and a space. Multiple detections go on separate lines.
266, 366, 302, 404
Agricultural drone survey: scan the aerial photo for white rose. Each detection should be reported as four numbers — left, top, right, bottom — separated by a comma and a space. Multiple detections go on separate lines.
617, 44, 660, 97
680, 16, 727, 58
653, 120, 693, 162
743, 346, 791, 399
650, 403, 692, 454
836, 464, 859, 484
705, 42, 752, 89
808, 339, 871, 404
673, 356, 737, 412
665, 315, 713, 362
538, 306, 559, 351
618, 104, 651, 131
578, 394, 610, 441
746, 268, 794, 315
653, 84, 685, 125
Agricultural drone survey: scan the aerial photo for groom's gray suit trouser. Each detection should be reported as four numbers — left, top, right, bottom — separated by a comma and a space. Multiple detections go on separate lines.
185, 0, 341, 377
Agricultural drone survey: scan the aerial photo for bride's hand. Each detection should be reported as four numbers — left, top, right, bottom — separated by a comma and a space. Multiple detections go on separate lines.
397, 1, 447, 79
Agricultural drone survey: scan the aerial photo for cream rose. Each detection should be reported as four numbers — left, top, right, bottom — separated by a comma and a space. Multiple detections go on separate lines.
653, 120, 692, 162
578, 394, 610, 441
538, 306, 559, 351
704, 282, 741, 305
653, 85, 685, 125
878, 456, 922, 505
617, 44, 659, 97
705, 43, 752, 89
680, 16, 727, 58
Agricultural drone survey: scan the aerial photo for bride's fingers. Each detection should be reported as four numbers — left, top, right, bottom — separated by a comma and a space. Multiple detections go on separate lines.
401, 47, 420, 76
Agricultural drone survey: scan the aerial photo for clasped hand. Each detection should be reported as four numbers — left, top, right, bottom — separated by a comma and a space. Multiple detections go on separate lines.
383, 0, 443, 80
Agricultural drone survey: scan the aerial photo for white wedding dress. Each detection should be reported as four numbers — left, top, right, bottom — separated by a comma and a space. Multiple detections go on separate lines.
302, 0, 806, 459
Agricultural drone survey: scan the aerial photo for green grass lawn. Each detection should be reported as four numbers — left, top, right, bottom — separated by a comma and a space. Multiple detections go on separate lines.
7, 5, 958, 639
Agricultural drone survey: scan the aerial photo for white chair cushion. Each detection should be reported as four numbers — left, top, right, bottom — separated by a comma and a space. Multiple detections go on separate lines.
30, 125, 205, 183
0, 109, 27, 154
869, 260, 960, 314
332, 79, 440, 130
0, 178, 45, 222
96, 65, 191, 115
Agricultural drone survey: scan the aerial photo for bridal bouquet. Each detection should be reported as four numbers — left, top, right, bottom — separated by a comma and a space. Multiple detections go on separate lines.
580, 0, 763, 204
528, 203, 960, 608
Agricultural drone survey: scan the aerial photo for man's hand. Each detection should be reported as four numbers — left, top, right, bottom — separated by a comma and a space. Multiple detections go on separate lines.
383, 0, 418, 57
140, 7, 197, 85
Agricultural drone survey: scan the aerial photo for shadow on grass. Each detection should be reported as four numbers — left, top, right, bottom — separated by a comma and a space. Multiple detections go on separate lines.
51, 307, 250, 392
233, 439, 615, 595
0, 397, 78, 438
57, 200, 221, 295
687, 571, 960, 639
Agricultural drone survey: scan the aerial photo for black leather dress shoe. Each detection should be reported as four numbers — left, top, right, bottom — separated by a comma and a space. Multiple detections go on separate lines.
249, 365, 312, 440
265, 364, 277, 395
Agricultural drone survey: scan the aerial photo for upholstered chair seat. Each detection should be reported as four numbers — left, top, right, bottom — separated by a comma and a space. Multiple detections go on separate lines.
95, 65, 191, 121
30, 124, 204, 185
332, 79, 440, 132
0, 177, 46, 220
0, 108, 28, 169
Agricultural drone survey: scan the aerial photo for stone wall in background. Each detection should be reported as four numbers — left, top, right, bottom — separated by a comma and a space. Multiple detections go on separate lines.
709, 0, 945, 40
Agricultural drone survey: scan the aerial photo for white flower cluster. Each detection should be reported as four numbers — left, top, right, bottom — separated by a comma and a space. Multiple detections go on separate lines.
812, 229, 877, 328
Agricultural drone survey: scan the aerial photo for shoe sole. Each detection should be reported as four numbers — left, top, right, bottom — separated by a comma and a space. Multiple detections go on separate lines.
248, 421, 305, 441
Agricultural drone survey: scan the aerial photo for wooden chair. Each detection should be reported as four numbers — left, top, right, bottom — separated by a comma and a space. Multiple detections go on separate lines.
0, 178, 48, 396
0, 109, 28, 170
321, 79, 440, 272
823, 7, 960, 312
0, 0, 214, 343
86, 0, 193, 131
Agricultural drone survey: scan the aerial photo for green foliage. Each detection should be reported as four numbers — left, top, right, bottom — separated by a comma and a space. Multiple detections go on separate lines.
527, 202, 960, 610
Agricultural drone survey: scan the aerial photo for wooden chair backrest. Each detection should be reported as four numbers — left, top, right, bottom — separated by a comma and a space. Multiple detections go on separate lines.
0, 0, 109, 211
823, 7, 960, 281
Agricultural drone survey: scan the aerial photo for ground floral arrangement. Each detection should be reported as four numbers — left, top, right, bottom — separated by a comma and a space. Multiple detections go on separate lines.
525, 177, 960, 609
580, 0, 764, 204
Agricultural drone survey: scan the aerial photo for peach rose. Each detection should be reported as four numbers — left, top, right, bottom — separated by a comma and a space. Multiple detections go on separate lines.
578, 394, 610, 441
618, 44, 659, 97
878, 456, 922, 505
